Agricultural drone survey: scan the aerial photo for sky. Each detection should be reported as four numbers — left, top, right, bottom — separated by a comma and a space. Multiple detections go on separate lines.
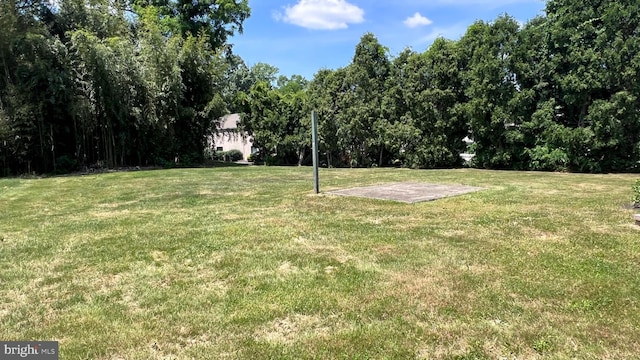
229, 0, 547, 80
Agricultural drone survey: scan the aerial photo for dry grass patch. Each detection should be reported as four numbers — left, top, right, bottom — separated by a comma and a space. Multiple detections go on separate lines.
2, 167, 639, 359
255, 314, 336, 345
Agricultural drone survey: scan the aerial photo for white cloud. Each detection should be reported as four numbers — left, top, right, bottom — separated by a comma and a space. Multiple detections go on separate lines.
419, 23, 468, 43
277, 0, 365, 30
404, 12, 433, 28
430, 0, 538, 4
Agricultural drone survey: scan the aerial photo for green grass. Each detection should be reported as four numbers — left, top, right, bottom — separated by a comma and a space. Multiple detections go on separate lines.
1, 167, 639, 359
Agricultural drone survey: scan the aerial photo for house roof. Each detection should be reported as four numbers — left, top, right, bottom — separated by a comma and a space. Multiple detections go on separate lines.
219, 113, 241, 130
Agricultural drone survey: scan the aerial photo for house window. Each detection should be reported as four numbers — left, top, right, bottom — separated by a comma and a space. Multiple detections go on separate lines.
216, 147, 223, 151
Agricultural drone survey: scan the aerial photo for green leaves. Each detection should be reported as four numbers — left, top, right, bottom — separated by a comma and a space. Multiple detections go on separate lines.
241, 78, 310, 166
139, 0, 250, 49
1, 0, 248, 174
3, 0, 640, 175
459, 16, 521, 169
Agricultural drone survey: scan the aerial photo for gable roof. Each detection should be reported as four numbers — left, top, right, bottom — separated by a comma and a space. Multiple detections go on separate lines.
219, 113, 241, 130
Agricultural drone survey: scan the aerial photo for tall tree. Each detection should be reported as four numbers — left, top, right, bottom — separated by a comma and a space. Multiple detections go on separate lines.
460, 16, 522, 169
543, 0, 640, 172
308, 68, 347, 167
0, 0, 75, 174
242, 81, 282, 164
340, 33, 390, 167
175, 33, 227, 164
381, 48, 421, 167
132, 0, 250, 50
280, 88, 310, 165
400, 39, 467, 168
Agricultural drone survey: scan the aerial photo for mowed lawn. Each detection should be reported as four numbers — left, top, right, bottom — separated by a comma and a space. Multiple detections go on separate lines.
1, 167, 639, 359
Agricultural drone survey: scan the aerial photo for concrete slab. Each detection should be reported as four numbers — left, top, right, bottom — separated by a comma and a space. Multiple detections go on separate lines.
327, 182, 483, 204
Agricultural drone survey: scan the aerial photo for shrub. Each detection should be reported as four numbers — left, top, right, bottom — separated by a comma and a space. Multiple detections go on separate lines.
248, 151, 265, 164
155, 157, 174, 169
179, 152, 202, 166
633, 179, 640, 208
525, 145, 568, 171
203, 147, 215, 160
226, 149, 243, 162
55, 155, 78, 174
212, 151, 226, 161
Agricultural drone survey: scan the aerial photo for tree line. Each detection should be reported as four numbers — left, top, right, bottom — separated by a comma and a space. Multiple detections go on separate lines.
2, 0, 639, 175
0, 0, 250, 175
240, 0, 640, 172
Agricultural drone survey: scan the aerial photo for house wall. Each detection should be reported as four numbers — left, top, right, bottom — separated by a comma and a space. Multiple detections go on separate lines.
209, 114, 254, 161
213, 131, 253, 161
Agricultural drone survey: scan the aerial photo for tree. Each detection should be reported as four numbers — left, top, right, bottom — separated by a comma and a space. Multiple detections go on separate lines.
398, 39, 467, 168
543, 0, 640, 172
240, 74, 310, 166
136, 6, 183, 164
460, 16, 522, 169
277, 74, 308, 94
280, 89, 310, 165
339, 33, 391, 167
0, 0, 75, 174
308, 68, 347, 167
133, 0, 250, 50
175, 33, 227, 164
242, 81, 282, 164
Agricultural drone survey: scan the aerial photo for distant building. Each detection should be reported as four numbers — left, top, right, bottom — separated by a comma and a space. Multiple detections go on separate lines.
460, 136, 475, 163
209, 114, 254, 161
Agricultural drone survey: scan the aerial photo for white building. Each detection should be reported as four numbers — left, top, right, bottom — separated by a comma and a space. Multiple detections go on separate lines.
209, 114, 254, 161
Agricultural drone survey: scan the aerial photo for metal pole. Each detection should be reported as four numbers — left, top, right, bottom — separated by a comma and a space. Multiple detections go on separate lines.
311, 110, 319, 194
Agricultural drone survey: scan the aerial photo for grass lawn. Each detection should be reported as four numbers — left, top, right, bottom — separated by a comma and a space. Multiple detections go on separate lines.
1, 167, 639, 359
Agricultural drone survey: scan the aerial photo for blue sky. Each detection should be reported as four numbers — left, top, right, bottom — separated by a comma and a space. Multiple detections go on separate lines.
230, 0, 547, 79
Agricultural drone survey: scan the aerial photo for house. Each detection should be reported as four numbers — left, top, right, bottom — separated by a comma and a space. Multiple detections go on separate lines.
209, 114, 254, 161
460, 136, 475, 163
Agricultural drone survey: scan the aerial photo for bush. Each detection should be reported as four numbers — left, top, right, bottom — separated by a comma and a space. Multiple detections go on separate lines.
155, 157, 174, 169
212, 151, 226, 161
212, 149, 243, 162
525, 145, 568, 171
180, 152, 203, 166
226, 149, 243, 162
248, 151, 265, 164
55, 155, 78, 174
204, 147, 215, 160
633, 179, 640, 208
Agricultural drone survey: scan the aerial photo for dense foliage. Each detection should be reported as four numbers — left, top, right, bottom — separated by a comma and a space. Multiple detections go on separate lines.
0, 0, 249, 175
239, 0, 640, 171
2, 0, 639, 174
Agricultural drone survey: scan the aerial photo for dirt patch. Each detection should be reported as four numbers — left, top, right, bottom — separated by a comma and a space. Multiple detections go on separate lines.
327, 182, 483, 203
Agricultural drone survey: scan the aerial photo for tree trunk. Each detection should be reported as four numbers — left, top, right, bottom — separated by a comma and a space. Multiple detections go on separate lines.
50, 124, 55, 173
37, 108, 46, 172
1, 53, 11, 87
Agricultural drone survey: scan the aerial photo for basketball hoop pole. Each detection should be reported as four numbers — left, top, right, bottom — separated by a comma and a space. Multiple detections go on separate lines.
312, 111, 320, 194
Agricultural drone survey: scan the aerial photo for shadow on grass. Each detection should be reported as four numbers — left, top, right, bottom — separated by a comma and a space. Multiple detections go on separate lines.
3, 161, 254, 180
204, 161, 253, 168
